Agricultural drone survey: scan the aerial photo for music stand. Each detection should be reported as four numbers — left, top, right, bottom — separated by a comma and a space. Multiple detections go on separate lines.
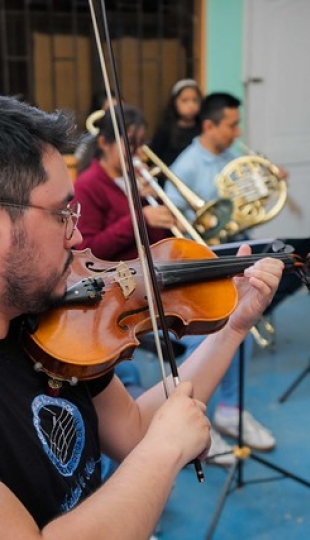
266, 235, 310, 404
204, 341, 310, 540
204, 238, 310, 539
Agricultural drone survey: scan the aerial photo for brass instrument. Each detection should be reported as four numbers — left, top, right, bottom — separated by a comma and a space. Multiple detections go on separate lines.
142, 145, 234, 244
215, 141, 283, 347
140, 145, 276, 348
63, 154, 78, 183
250, 315, 276, 349
83, 111, 206, 243
215, 142, 288, 239
85, 109, 105, 136
132, 156, 206, 244
85, 117, 276, 347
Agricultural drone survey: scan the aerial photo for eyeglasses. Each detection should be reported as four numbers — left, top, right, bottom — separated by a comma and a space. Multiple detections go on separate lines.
0, 200, 81, 240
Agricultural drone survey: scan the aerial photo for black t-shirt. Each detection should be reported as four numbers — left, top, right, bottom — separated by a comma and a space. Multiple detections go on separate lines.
150, 123, 201, 167
0, 320, 113, 528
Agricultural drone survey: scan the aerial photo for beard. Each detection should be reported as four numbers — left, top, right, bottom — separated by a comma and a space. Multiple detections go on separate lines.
2, 224, 72, 315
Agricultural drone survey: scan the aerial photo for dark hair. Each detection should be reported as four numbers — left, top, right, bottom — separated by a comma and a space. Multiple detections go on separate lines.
163, 81, 202, 125
0, 95, 77, 213
89, 89, 117, 114
77, 104, 146, 174
200, 92, 241, 124
97, 104, 145, 142
153, 80, 202, 154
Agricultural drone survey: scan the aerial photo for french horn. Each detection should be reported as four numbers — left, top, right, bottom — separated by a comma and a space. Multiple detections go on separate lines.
216, 149, 288, 240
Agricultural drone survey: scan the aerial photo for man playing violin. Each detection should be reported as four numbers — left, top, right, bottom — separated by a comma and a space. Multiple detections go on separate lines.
0, 95, 283, 540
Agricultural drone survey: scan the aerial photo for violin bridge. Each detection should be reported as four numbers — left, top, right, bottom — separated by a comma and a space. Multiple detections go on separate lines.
114, 262, 135, 298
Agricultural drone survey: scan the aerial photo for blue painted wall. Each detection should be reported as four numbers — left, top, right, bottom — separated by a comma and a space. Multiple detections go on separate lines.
205, 0, 244, 102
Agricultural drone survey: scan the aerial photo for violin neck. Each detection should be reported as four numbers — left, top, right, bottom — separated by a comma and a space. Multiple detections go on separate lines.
156, 253, 295, 288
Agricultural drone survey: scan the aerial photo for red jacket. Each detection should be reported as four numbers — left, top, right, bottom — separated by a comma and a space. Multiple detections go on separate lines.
74, 160, 168, 261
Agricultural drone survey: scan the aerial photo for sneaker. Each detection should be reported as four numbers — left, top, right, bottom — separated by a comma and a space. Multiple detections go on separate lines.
206, 427, 236, 467
214, 407, 276, 452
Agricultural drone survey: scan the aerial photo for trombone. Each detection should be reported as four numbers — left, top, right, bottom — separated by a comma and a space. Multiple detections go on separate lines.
86, 109, 105, 136
86, 110, 274, 347
134, 147, 274, 348
141, 145, 235, 245
133, 155, 206, 245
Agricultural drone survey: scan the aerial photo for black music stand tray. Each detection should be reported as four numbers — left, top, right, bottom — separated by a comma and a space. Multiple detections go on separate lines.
204, 341, 310, 540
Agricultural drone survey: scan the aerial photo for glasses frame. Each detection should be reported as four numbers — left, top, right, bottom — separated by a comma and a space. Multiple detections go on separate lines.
0, 200, 81, 240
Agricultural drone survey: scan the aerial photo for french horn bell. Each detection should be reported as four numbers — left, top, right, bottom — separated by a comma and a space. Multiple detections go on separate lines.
216, 153, 288, 238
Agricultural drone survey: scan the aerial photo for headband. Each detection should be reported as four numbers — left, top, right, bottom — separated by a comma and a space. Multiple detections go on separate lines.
171, 79, 199, 96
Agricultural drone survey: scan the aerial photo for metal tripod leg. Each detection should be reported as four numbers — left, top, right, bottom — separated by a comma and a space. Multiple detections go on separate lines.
278, 358, 310, 403
204, 342, 310, 540
205, 460, 239, 540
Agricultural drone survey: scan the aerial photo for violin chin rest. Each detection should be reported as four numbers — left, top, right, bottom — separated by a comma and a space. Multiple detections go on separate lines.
23, 314, 39, 334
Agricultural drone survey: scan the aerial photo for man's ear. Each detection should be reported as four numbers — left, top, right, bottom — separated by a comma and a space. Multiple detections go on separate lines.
0, 208, 12, 248
97, 134, 107, 152
201, 118, 213, 132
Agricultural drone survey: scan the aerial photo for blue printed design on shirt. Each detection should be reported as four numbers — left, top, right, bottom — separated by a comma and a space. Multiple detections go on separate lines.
32, 394, 85, 476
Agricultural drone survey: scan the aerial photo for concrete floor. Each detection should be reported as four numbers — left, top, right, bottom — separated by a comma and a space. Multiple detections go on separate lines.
132, 286, 310, 540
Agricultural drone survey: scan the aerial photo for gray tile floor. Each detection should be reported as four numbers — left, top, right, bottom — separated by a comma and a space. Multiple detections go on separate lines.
133, 285, 310, 539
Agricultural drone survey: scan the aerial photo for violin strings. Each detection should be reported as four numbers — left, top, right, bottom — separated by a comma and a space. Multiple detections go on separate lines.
83, 251, 297, 288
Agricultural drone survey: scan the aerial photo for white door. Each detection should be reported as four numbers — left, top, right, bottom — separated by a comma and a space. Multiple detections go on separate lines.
243, 0, 310, 239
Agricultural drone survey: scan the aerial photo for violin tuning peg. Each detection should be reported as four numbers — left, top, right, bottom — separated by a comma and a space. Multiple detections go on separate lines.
271, 240, 294, 254
283, 244, 295, 254
271, 239, 285, 253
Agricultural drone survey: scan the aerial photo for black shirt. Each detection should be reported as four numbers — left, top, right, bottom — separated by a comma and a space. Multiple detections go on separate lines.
150, 123, 201, 167
0, 320, 113, 528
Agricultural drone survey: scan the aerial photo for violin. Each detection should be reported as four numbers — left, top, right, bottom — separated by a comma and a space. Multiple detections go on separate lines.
22, 237, 307, 384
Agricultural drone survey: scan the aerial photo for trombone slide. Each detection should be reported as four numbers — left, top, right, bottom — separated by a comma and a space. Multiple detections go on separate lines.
133, 156, 205, 245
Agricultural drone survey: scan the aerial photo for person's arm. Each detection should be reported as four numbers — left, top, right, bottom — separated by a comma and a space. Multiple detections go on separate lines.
74, 175, 138, 260
177, 242, 285, 402
95, 243, 284, 438
80, 206, 176, 259
164, 152, 198, 221
75, 171, 175, 259
0, 381, 210, 540
79, 211, 137, 260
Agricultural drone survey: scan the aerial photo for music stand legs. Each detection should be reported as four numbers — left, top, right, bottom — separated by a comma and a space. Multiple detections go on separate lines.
204, 342, 310, 540
278, 358, 310, 403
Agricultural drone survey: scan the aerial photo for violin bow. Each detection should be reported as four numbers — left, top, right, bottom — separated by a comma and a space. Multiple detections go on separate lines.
88, 0, 204, 482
